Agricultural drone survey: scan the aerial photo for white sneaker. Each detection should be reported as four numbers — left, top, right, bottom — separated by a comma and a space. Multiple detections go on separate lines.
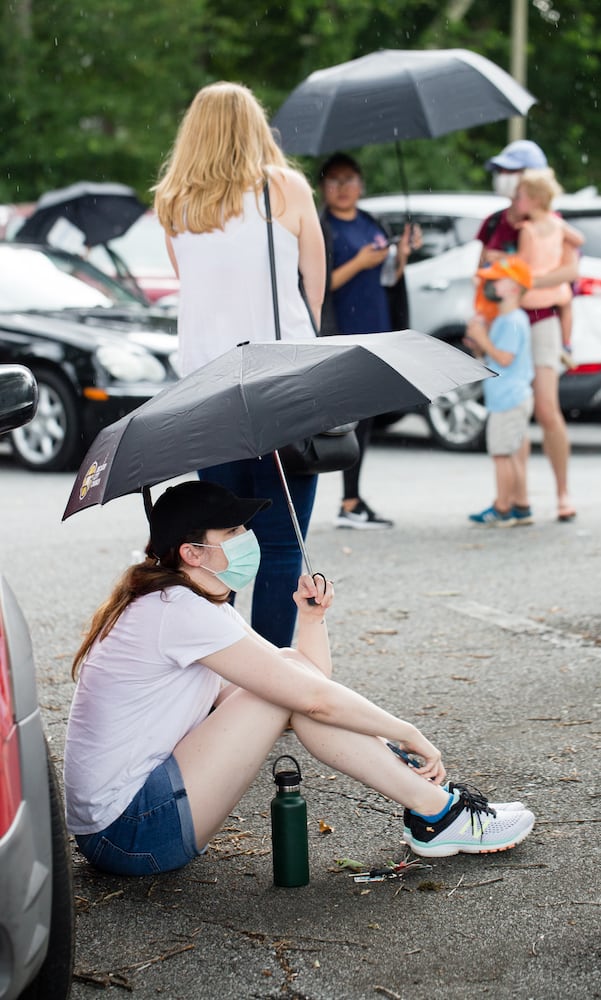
403, 788, 535, 858
402, 790, 526, 840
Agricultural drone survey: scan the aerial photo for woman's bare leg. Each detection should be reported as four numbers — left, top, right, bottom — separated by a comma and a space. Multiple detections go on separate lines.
533, 365, 571, 504
174, 687, 290, 848
175, 651, 450, 851
291, 714, 449, 817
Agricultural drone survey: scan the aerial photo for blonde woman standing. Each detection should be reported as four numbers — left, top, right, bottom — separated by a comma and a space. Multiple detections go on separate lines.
154, 82, 326, 646
515, 169, 580, 521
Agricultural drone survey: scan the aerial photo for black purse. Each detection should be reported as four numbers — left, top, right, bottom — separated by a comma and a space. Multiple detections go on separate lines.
263, 182, 360, 476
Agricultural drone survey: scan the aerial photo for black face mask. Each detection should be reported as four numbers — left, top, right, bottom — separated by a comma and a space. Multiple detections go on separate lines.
483, 280, 503, 303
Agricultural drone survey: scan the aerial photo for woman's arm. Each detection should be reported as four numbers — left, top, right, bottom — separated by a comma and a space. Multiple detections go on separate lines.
165, 233, 179, 278
293, 574, 333, 678
205, 634, 436, 758
274, 169, 326, 328
297, 191, 326, 327
238, 574, 333, 678
202, 571, 439, 773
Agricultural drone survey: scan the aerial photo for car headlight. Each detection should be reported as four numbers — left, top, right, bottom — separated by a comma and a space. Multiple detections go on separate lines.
96, 344, 166, 383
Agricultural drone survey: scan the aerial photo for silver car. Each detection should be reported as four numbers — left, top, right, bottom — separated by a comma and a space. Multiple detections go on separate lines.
360, 190, 601, 449
0, 365, 74, 999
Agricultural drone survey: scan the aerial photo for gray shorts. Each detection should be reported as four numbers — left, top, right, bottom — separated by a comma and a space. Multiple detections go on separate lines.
531, 316, 562, 371
486, 394, 534, 456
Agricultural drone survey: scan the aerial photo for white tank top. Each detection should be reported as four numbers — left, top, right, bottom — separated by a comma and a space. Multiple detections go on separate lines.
172, 188, 316, 375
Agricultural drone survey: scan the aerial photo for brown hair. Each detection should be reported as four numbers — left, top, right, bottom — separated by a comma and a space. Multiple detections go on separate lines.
71, 531, 227, 679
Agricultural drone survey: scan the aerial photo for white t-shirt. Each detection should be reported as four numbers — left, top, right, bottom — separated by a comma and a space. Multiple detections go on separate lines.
64, 587, 247, 834
172, 187, 316, 375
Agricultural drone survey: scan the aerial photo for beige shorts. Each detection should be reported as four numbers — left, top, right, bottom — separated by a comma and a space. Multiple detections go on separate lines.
531, 316, 562, 372
486, 395, 534, 457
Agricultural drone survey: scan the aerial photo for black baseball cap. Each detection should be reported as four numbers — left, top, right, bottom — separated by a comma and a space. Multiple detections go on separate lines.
148, 481, 271, 558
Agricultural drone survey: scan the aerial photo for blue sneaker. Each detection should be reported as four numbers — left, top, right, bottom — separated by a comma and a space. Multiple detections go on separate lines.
469, 505, 515, 526
511, 505, 534, 525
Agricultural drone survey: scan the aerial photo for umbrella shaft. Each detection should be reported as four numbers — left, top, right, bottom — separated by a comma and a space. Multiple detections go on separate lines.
272, 450, 313, 576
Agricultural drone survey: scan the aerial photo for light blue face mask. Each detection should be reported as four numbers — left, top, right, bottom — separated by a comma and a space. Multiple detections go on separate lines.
191, 529, 261, 591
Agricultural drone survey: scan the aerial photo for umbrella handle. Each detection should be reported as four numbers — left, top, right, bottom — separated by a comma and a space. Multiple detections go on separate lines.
272, 450, 321, 607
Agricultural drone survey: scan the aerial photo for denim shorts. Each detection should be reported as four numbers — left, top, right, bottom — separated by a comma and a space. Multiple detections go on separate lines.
75, 755, 201, 876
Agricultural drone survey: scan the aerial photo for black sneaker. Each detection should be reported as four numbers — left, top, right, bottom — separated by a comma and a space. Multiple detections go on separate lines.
403, 786, 534, 857
335, 499, 393, 530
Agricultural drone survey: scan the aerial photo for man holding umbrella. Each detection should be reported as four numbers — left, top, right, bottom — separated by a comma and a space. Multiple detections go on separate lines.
319, 153, 416, 530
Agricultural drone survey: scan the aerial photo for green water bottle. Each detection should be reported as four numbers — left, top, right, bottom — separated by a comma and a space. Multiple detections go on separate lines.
271, 755, 310, 887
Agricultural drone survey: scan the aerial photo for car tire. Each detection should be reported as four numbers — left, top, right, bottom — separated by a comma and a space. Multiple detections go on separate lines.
20, 745, 75, 1000
425, 381, 487, 452
10, 369, 82, 472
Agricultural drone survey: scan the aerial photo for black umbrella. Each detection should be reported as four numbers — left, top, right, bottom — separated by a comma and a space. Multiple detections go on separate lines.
272, 48, 536, 156
15, 181, 146, 248
63, 331, 492, 570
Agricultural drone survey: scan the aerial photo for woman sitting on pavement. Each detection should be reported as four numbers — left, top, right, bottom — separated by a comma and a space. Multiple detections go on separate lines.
63, 481, 534, 876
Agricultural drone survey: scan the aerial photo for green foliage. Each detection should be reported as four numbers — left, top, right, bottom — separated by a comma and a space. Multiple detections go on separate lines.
0, 0, 599, 203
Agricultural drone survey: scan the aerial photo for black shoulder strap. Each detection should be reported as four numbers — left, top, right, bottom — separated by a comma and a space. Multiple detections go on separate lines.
263, 181, 281, 341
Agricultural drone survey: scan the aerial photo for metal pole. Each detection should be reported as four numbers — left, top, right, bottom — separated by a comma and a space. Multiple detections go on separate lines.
272, 450, 314, 576
509, 0, 528, 142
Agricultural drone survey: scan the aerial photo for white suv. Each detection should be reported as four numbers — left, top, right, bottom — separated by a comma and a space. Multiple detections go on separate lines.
360, 190, 601, 449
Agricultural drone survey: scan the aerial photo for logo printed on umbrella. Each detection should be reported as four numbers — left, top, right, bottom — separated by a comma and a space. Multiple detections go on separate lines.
79, 460, 107, 500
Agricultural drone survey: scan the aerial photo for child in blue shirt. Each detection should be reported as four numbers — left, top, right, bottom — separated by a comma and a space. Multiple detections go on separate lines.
467, 256, 534, 526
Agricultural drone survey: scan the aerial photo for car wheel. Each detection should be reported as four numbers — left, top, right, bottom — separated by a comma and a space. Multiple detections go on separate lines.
20, 744, 75, 1000
426, 382, 487, 451
10, 369, 82, 471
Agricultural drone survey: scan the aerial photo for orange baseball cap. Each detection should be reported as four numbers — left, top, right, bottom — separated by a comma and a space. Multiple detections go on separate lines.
476, 255, 533, 290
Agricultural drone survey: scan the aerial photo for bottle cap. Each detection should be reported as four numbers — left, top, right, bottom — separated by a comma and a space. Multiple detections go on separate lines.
272, 754, 302, 790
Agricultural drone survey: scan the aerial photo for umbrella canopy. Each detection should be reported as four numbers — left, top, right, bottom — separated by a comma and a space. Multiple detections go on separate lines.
15, 181, 146, 247
272, 48, 536, 155
63, 330, 492, 520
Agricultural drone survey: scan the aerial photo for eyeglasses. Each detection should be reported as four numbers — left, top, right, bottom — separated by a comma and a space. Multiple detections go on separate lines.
323, 175, 361, 190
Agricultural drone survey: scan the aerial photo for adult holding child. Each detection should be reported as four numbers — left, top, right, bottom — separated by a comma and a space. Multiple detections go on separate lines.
466, 141, 582, 522
153, 82, 326, 647
514, 168, 579, 521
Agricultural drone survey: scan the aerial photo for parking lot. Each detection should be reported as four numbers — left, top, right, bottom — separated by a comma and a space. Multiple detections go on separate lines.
1, 427, 599, 999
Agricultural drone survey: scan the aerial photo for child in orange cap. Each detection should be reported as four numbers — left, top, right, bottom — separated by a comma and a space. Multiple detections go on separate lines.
467, 256, 535, 526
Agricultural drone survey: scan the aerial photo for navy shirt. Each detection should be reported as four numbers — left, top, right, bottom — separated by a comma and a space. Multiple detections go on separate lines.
326, 210, 392, 335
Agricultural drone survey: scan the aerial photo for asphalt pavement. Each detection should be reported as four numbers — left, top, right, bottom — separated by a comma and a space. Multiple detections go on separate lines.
1, 428, 600, 999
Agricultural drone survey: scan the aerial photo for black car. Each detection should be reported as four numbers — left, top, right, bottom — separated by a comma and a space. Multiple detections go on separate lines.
0, 242, 179, 471
0, 365, 75, 1000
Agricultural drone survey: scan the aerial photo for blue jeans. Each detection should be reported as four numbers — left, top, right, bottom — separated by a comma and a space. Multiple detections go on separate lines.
198, 456, 317, 646
75, 756, 200, 876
